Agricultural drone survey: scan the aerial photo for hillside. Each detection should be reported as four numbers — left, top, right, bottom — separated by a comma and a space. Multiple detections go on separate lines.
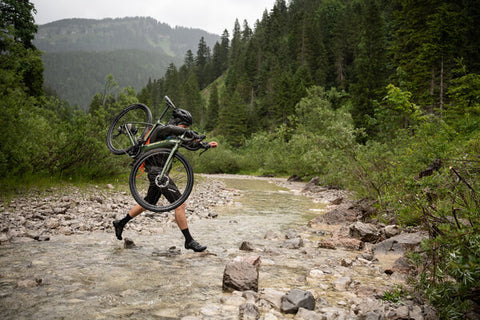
34, 17, 220, 109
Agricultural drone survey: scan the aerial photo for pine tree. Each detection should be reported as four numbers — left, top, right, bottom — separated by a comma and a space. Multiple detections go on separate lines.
182, 72, 203, 128
391, 0, 469, 113
350, 0, 388, 137
196, 37, 210, 89
163, 63, 182, 103
0, 0, 43, 96
205, 84, 220, 131
219, 90, 248, 147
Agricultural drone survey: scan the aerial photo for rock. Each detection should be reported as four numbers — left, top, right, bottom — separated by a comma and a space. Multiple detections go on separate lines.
288, 175, 302, 182
307, 176, 320, 186
390, 256, 414, 274
258, 288, 284, 310
410, 306, 424, 320
295, 307, 322, 320
281, 289, 315, 314
336, 237, 363, 250
152, 246, 181, 257
285, 229, 299, 239
223, 261, 259, 292
341, 258, 353, 267
123, 238, 136, 249
200, 304, 221, 317
242, 290, 258, 304
384, 225, 400, 238
357, 252, 375, 261
318, 239, 337, 250
364, 310, 383, 320
308, 269, 324, 278
240, 241, 255, 251
373, 232, 427, 256
33, 235, 50, 241
349, 221, 382, 243
281, 237, 303, 249
17, 279, 40, 288
318, 306, 350, 319
387, 305, 409, 319
233, 256, 261, 269
309, 207, 358, 226
330, 197, 344, 205
208, 211, 218, 218
332, 276, 352, 291
264, 230, 281, 240
220, 295, 247, 306
239, 303, 260, 320
303, 177, 326, 193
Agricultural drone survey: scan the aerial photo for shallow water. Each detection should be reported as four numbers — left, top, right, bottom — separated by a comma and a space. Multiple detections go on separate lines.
0, 176, 399, 319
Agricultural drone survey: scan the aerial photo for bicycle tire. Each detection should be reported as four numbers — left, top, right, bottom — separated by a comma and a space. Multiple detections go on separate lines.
129, 148, 194, 212
106, 103, 153, 155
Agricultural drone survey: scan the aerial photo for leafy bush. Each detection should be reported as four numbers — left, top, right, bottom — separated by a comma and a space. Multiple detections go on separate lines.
416, 161, 480, 319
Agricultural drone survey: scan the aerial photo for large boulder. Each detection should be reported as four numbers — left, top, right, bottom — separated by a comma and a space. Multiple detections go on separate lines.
349, 221, 382, 243
373, 232, 427, 255
308, 206, 358, 226
223, 260, 259, 292
281, 289, 315, 314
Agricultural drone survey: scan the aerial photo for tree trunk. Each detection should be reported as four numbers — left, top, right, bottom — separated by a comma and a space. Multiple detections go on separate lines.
439, 55, 444, 117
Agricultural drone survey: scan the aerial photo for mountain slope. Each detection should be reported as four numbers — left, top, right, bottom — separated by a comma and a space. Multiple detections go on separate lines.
34, 17, 220, 109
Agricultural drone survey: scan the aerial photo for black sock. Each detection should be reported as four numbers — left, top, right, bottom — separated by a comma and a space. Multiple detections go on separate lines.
120, 213, 132, 226
181, 228, 194, 243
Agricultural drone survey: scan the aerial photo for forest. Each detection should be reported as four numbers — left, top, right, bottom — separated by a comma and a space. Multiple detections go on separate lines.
0, 0, 479, 318
34, 17, 220, 107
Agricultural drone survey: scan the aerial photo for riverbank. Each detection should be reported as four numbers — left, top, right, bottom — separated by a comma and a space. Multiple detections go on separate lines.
0, 176, 235, 243
0, 174, 438, 319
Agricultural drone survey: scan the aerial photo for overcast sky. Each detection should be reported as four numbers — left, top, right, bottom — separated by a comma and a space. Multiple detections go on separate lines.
30, 0, 277, 35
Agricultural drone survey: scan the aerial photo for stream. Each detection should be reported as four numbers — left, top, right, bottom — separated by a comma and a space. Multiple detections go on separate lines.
0, 175, 402, 319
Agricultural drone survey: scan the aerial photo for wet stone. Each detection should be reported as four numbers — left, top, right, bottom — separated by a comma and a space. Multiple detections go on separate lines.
223, 261, 259, 292
239, 303, 260, 320
152, 246, 181, 257
281, 289, 315, 314
123, 238, 135, 249
240, 241, 255, 251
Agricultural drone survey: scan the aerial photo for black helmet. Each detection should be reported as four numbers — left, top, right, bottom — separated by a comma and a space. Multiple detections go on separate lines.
171, 108, 193, 126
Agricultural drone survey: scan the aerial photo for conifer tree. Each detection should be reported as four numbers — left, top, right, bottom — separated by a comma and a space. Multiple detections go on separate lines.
350, 0, 387, 137
205, 84, 220, 131
182, 72, 203, 128
163, 63, 182, 103
196, 37, 210, 89
219, 89, 248, 146
0, 0, 43, 96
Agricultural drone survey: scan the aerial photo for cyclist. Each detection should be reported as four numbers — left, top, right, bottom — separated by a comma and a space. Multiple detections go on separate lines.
113, 108, 218, 252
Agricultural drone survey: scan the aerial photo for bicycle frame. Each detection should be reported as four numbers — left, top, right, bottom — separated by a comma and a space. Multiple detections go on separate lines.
141, 136, 183, 181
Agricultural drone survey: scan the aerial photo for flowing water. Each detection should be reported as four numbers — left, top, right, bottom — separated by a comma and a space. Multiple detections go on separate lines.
0, 176, 397, 319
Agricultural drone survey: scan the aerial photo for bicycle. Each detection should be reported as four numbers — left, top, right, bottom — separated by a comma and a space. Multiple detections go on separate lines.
106, 96, 208, 213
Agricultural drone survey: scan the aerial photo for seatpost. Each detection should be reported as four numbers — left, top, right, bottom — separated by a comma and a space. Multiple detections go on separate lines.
158, 96, 177, 124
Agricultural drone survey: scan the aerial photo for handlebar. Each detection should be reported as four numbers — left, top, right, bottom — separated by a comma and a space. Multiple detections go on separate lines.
178, 132, 206, 144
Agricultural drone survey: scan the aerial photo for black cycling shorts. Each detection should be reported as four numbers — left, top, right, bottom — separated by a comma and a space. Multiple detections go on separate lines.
144, 178, 182, 205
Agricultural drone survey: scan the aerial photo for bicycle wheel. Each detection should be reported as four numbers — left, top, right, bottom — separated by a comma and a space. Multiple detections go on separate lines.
106, 103, 152, 155
129, 148, 194, 212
